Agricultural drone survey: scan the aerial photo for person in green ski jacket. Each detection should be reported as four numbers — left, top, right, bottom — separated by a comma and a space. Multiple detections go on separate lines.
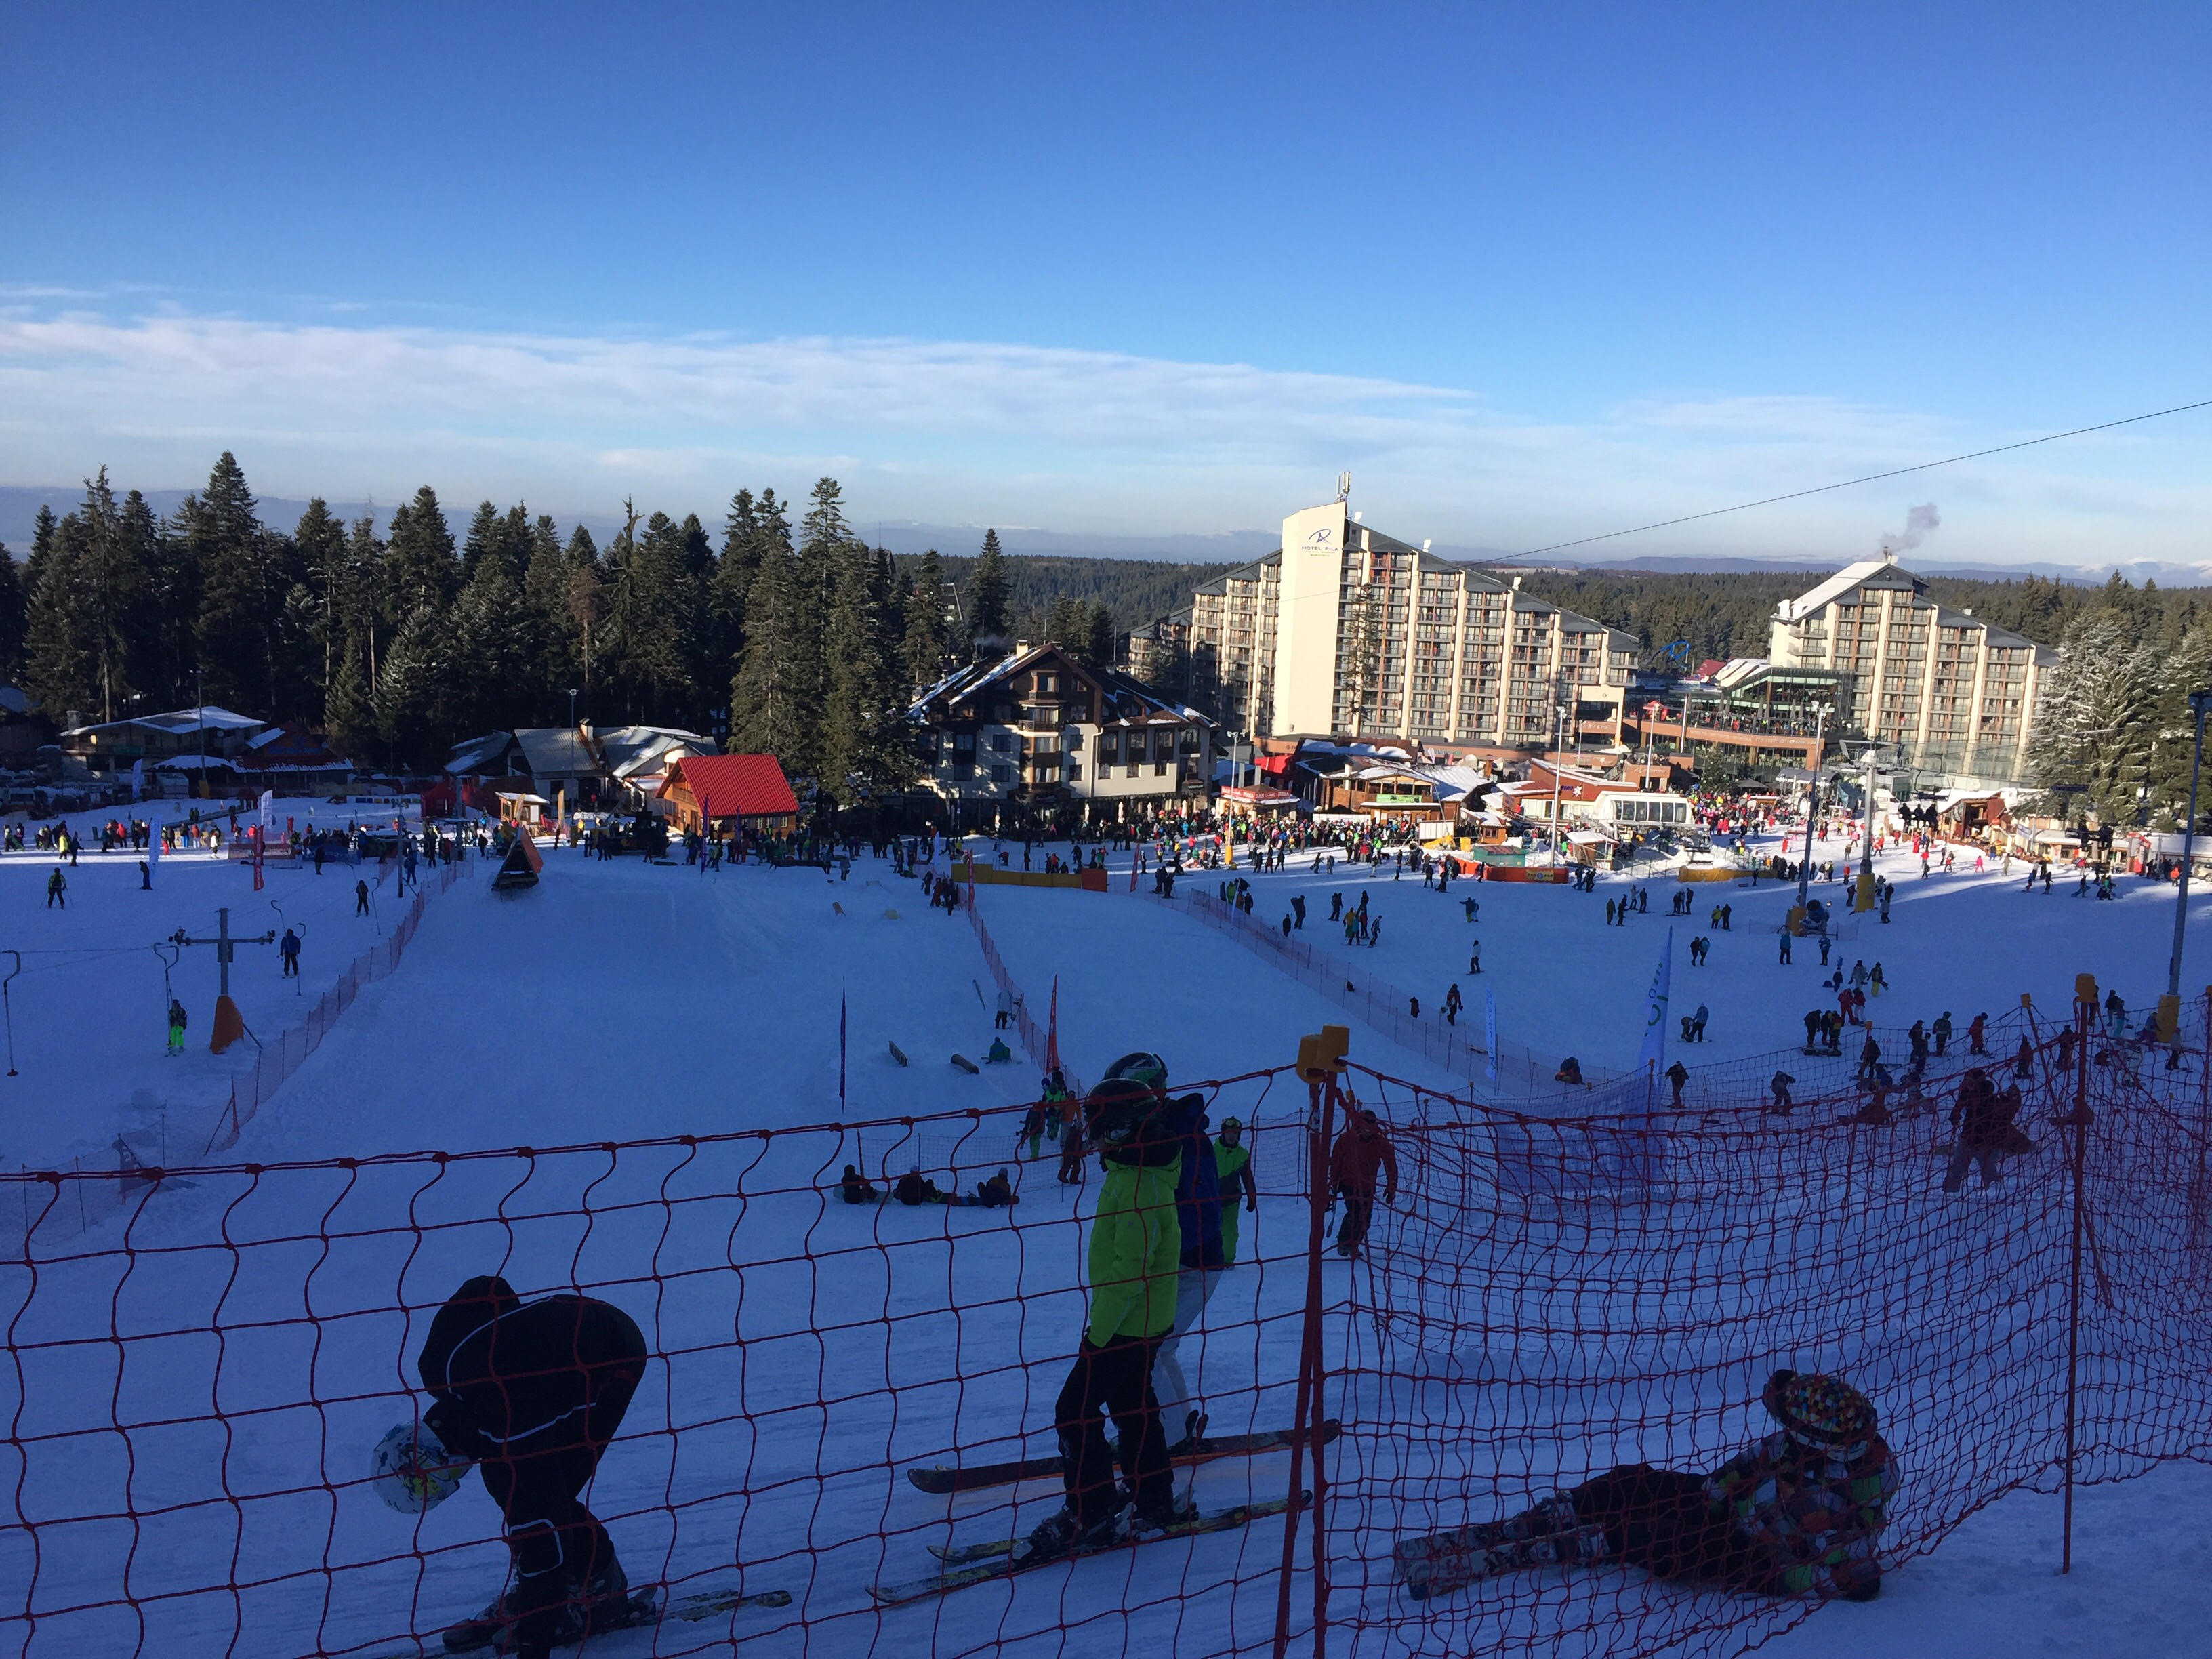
1212, 1117, 1258, 1265
1025, 1054, 1193, 1561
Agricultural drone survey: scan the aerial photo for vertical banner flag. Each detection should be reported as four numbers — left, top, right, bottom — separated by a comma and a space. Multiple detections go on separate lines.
1483, 989, 1498, 1084
839, 979, 847, 1112
1638, 926, 1674, 1071
146, 829, 160, 888
251, 825, 266, 893
258, 789, 274, 831
129, 758, 145, 801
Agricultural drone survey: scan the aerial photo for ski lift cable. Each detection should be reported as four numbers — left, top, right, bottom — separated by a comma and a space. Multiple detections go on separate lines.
1510, 396, 2212, 559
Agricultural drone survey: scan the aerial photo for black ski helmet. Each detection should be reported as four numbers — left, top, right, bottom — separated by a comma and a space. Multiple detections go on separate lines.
1101, 1052, 1168, 1093
1085, 1077, 1169, 1155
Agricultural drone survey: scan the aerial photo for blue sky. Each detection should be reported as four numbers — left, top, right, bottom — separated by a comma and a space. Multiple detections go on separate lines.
3, 3, 2207, 565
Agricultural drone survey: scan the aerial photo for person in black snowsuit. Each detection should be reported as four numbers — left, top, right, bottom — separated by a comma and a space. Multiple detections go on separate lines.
417, 1277, 649, 1656
279, 927, 301, 977
356, 878, 371, 916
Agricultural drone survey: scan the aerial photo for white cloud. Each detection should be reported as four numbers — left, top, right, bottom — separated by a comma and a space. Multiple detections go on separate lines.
0, 305, 2203, 564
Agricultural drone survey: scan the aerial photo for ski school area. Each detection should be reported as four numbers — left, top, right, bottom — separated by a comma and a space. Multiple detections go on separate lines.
1, 810, 2209, 1659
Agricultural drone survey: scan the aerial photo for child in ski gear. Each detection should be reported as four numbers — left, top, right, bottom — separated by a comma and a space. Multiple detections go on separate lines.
840, 1164, 880, 1204
166, 998, 188, 1054
894, 1170, 947, 1206
1666, 1061, 1689, 1107
985, 1036, 1013, 1065
1212, 1118, 1257, 1265
1554, 1057, 1584, 1085
1943, 1069, 2024, 1191
1395, 1369, 1893, 1604
1027, 1060, 1189, 1562
1154, 1090, 1226, 1454
1328, 1105, 1398, 1259
972, 1168, 1017, 1208
416, 1276, 648, 1656
280, 928, 301, 978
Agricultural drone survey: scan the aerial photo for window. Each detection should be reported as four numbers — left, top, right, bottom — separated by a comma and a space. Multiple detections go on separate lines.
989, 763, 1013, 785
1100, 731, 1121, 764
989, 731, 1013, 754
1065, 762, 1082, 781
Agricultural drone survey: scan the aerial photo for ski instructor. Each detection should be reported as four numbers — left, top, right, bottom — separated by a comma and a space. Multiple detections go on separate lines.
1025, 1054, 1195, 1562
385, 1275, 649, 1656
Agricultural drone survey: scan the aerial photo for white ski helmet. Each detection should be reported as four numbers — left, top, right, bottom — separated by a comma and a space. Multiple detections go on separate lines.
370, 1419, 469, 1514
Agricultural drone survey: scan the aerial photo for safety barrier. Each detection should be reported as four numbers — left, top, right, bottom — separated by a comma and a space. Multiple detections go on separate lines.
2, 1000, 2203, 1658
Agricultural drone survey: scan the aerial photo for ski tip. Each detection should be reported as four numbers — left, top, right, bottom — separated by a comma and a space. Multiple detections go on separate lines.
906, 1467, 956, 1494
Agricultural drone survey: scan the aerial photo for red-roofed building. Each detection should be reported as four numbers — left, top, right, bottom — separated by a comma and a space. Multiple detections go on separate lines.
658, 754, 800, 834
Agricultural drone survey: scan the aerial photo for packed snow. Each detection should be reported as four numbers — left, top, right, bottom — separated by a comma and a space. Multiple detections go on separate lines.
0, 815, 2205, 1658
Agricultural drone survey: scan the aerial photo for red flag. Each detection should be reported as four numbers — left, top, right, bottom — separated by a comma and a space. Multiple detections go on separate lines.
251, 825, 264, 892
1045, 975, 1061, 1076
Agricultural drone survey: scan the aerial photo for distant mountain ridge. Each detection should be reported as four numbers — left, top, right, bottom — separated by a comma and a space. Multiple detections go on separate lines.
0, 485, 2196, 587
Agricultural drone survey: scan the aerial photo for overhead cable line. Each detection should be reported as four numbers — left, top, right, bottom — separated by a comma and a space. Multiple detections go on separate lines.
1509, 396, 2212, 559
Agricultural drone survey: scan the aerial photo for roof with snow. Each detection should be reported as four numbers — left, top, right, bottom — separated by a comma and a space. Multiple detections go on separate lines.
659, 754, 799, 820
909, 644, 1213, 728
64, 705, 264, 739
1776, 557, 1924, 623
598, 725, 718, 780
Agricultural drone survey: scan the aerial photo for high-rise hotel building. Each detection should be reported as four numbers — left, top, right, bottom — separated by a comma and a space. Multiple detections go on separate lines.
1769, 554, 2056, 780
1139, 497, 1638, 749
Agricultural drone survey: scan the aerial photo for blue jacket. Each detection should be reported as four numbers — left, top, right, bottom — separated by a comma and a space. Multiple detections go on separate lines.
1166, 1093, 1225, 1268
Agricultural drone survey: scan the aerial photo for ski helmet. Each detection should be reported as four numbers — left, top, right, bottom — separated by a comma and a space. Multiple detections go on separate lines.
1100, 1052, 1168, 1094
1084, 1077, 1171, 1154
1762, 1369, 1876, 1450
370, 1418, 469, 1513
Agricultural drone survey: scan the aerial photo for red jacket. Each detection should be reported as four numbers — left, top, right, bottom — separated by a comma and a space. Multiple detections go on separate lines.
1328, 1113, 1399, 1201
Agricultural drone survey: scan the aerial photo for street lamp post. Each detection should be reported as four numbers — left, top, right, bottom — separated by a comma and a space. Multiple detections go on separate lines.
1550, 703, 1567, 859
1794, 704, 1830, 915
2164, 689, 2212, 1021
567, 687, 579, 729
1857, 743, 1883, 912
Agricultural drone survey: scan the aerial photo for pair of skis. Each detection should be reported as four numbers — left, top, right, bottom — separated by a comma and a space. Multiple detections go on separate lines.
904, 1418, 1342, 1495
870, 1494, 1305, 1605
380, 1584, 791, 1658
874, 1418, 1340, 1606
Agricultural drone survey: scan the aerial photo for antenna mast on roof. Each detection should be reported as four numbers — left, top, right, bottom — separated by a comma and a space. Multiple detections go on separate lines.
1336, 472, 1351, 503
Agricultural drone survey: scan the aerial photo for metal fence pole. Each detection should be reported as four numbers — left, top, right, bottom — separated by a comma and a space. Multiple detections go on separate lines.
2060, 992, 2093, 1574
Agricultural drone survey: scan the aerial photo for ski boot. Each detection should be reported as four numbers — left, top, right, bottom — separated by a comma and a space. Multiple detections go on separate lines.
1019, 1507, 1124, 1565
1130, 1486, 1198, 1536
441, 1593, 512, 1655
486, 1559, 632, 1656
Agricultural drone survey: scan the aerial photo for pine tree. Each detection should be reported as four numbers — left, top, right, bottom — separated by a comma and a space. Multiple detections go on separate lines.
2148, 625, 2212, 825
564, 525, 605, 706
461, 500, 504, 585
386, 486, 457, 617
1083, 600, 1117, 668
295, 498, 349, 695
1044, 595, 1084, 651
23, 514, 93, 722
522, 516, 579, 721
0, 541, 24, 683
903, 549, 951, 689
967, 528, 1010, 657
603, 502, 698, 724
191, 454, 306, 716
72, 468, 150, 723
730, 524, 817, 772
448, 547, 529, 732
374, 603, 447, 770
2029, 609, 2157, 827
325, 636, 377, 762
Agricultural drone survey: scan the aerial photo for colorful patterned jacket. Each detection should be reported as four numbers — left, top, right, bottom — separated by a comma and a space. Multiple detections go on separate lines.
1703, 1427, 1897, 1599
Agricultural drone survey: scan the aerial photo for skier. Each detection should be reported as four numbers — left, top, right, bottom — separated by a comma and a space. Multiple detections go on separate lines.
1933, 1012, 1952, 1056
1327, 1105, 1398, 1260
166, 998, 188, 1056
409, 1275, 648, 1655
1024, 1067, 1191, 1562
1443, 983, 1464, 1027
1967, 1012, 1988, 1055
1665, 1059, 1689, 1108
1818, 935, 1831, 966
1154, 1078, 1227, 1454
1394, 1369, 1893, 1604
1942, 1069, 2020, 1192
1778, 931, 1791, 965
279, 927, 302, 979
1212, 1118, 1257, 1265
45, 867, 64, 909
1292, 895, 1307, 930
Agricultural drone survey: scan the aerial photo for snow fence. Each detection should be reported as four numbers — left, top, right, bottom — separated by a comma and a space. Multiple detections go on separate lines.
0, 1000, 2207, 1659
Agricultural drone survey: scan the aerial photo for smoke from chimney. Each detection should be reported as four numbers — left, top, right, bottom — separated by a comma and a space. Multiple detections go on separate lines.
1879, 502, 1940, 558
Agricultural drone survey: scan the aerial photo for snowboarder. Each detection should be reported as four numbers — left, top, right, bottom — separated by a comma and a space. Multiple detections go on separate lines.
1212, 1118, 1257, 1265
985, 1036, 1013, 1065
1328, 1105, 1397, 1260
1769, 1071, 1795, 1113
1468, 941, 1482, 975
1665, 1059, 1689, 1108
410, 1275, 648, 1656
1024, 1068, 1190, 1563
972, 1168, 1017, 1208
279, 927, 301, 979
1394, 1370, 1893, 1604
1688, 1004, 1708, 1043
